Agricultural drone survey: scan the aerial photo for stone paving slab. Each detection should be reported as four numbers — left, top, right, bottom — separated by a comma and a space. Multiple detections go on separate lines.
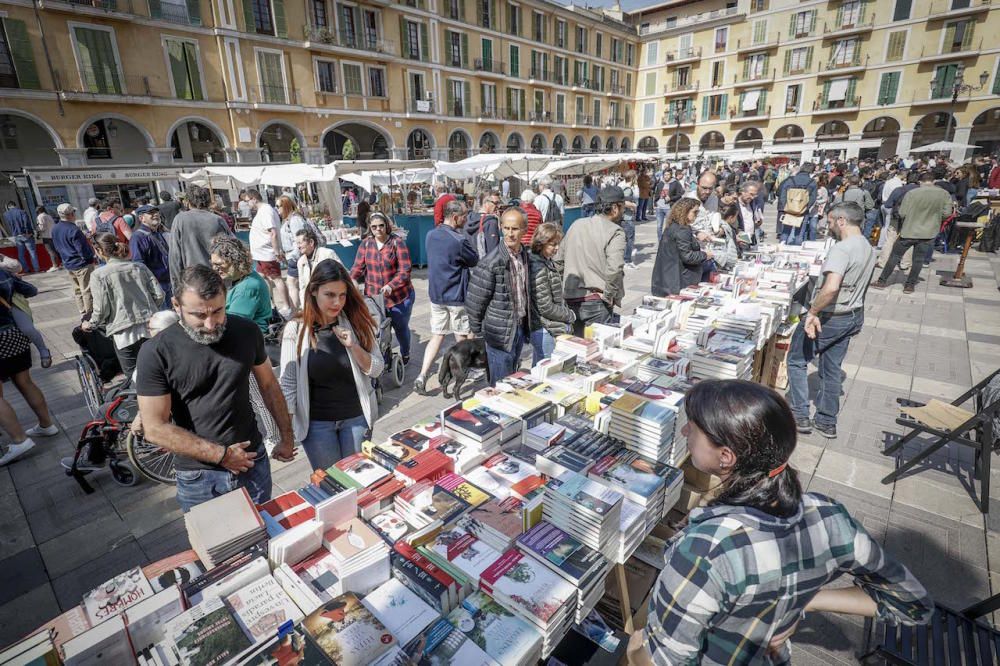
0, 207, 998, 661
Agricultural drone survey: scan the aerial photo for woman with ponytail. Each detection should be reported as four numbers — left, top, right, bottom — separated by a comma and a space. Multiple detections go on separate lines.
631, 380, 933, 665
279, 259, 383, 469
82, 233, 163, 377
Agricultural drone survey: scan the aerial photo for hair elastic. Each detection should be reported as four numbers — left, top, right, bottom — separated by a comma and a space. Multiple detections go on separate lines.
768, 462, 788, 478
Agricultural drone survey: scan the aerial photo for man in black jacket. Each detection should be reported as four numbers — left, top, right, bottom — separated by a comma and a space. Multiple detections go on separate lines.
465, 208, 531, 386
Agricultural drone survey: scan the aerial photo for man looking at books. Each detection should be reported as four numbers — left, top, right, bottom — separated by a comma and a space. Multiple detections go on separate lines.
559, 186, 627, 336
786, 202, 876, 439
136, 265, 295, 512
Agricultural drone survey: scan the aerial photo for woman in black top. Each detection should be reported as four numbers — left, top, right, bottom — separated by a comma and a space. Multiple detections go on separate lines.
651, 198, 713, 296
279, 260, 384, 470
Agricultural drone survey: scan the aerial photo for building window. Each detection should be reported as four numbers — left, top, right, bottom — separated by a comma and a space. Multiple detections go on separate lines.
886, 31, 906, 61
533, 11, 545, 42
508, 3, 520, 36
402, 19, 426, 61
646, 41, 658, 65
73, 26, 123, 95
714, 27, 727, 52
592, 98, 600, 124
576, 26, 586, 54
711, 60, 724, 86
448, 31, 462, 67
644, 71, 655, 96
313, 0, 328, 28
831, 38, 858, 65
342, 62, 362, 94
877, 71, 900, 104
611, 38, 620, 63
555, 93, 565, 123
447, 0, 462, 20
0, 23, 18, 88
595, 33, 603, 58
706, 93, 726, 119
340, 4, 357, 44
839, 0, 862, 27
785, 84, 800, 112
165, 39, 203, 100
367, 66, 385, 96
509, 44, 519, 77
945, 20, 974, 52
752, 19, 767, 45
931, 63, 959, 98
556, 20, 566, 48
479, 0, 492, 29
785, 46, 812, 74
626, 43, 635, 66
790, 11, 814, 37
893, 0, 911, 21
251, 0, 274, 35
257, 50, 286, 103
316, 59, 337, 92
642, 101, 655, 128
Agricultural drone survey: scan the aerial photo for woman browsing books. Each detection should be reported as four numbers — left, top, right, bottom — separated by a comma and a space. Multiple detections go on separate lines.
650, 198, 712, 297
629, 380, 933, 665
279, 260, 384, 470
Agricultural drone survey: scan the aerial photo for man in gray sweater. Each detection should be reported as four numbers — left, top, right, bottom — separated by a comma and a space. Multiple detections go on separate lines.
167, 185, 232, 294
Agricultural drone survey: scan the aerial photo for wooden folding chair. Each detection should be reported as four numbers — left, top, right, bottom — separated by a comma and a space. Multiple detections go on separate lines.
881, 368, 1000, 514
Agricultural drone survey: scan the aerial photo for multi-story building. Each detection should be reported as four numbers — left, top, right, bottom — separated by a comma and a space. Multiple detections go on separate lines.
628, 0, 1000, 163
0, 0, 638, 207
1, 0, 999, 208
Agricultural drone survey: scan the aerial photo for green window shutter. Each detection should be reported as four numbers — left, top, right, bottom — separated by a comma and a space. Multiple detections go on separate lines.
809, 10, 816, 32
185, 0, 202, 25
447, 82, 455, 114
845, 77, 856, 104
519, 90, 525, 118
476, 0, 482, 26
4, 19, 41, 90
762, 53, 769, 72
787, 14, 795, 37
759, 89, 767, 113
671, 69, 678, 88
184, 42, 203, 99
167, 40, 191, 98
419, 23, 428, 61
505, 87, 512, 116
720, 93, 728, 119
836, 5, 844, 26
243, 0, 255, 32
148, 0, 162, 18
962, 21, 974, 50
272, 0, 287, 37
783, 49, 791, 74
805, 46, 813, 69
74, 27, 122, 94
399, 18, 407, 58
738, 91, 745, 112
753, 20, 765, 43
887, 31, 905, 60
742, 58, 750, 80
821, 79, 831, 103
877, 73, 889, 103
859, 0, 866, 23
702, 95, 709, 118
944, 24, 956, 49
463, 82, 471, 115
992, 67, 1000, 95
461, 33, 469, 67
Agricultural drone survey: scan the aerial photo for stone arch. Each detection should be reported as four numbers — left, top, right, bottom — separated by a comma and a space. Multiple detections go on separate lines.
666, 133, 690, 153
76, 112, 154, 151
912, 112, 955, 147
259, 121, 306, 162
734, 127, 763, 150
168, 118, 229, 163
406, 128, 435, 159
971, 107, 1000, 156
773, 124, 805, 143
479, 131, 500, 154
0, 108, 64, 150
322, 119, 394, 161
571, 135, 585, 153
552, 134, 566, 154
637, 136, 658, 153
505, 132, 524, 153
816, 120, 850, 141
699, 131, 726, 151
620, 137, 630, 151
590, 136, 602, 152
0, 111, 62, 176
861, 116, 900, 159
605, 136, 616, 152
530, 133, 546, 154
447, 129, 471, 161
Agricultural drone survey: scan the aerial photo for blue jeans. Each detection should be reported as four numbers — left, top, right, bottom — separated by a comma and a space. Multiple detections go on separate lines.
569, 299, 613, 337
656, 207, 669, 239
300, 414, 370, 471
386, 290, 414, 358
701, 259, 717, 282
175, 452, 273, 513
531, 328, 556, 366
637, 198, 649, 220
15, 235, 40, 273
862, 209, 880, 240
623, 218, 635, 262
786, 310, 864, 429
486, 324, 525, 386
781, 217, 813, 245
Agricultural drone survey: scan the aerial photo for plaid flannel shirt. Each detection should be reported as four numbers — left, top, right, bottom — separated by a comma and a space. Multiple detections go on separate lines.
644, 493, 933, 665
349, 234, 414, 308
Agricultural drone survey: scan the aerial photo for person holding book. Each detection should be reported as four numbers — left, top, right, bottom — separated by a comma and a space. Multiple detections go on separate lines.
527, 222, 575, 365
280, 259, 384, 470
631, 379, 933, 665
136, 265, 295, 512
650, 198, 712, 297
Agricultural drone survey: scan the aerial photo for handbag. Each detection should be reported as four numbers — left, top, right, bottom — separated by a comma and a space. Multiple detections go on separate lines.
0, 323, 31, 358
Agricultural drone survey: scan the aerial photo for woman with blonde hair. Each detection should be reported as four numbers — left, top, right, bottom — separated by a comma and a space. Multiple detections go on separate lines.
651, 198, 713, 296
280, 259, 384, 469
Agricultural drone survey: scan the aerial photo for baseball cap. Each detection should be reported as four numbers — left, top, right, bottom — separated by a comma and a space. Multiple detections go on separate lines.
134, 204, 159, 216
57, 203, 76, 217
597, 185, 625, 204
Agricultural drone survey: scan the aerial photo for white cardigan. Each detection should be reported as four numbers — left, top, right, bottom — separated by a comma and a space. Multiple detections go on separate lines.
279, 315, 384, 442
297, 246, 340, 303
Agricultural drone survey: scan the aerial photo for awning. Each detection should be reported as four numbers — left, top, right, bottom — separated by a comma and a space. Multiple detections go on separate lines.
827, 78, 850, 102
812, 138, 884, 150
742, 90, 761, 112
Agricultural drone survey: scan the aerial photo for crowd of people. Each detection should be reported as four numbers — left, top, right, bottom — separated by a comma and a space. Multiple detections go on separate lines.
1, 149, 995, 662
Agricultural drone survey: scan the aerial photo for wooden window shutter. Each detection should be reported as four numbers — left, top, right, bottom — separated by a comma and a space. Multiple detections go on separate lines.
149, 0, 162, 18
447, 81, 455, 114
962, 21, 974, 50
461, 33, 469, 67
186, 0, 202, 25
821, 79, 831, 103
243, 0, 256, 32
419, 23, 428, 60
720, 93, 728, 119
783, 49, 792, 74
805, 46, 813, 69
846, 77, 857, 103
4, 19, 41, 89
273, 0, 287, 37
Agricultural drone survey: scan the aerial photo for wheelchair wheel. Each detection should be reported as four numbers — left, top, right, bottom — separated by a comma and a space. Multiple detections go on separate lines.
126, 431, 177, 485
76, 355, 104, 420
392, 355, 405, 387
110, 461, 138, 486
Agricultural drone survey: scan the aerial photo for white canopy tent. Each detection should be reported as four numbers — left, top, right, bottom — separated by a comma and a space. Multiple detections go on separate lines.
179, 165, 266, 187
338, 168, 436, 193
434, 153, 554, 180
534, 152, 661, 179
909, 141, 981, 153
324, 159, 435, 221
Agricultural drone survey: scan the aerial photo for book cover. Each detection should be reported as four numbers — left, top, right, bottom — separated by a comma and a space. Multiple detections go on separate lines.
414, 623, 498, 666
425, 529, 501, 583
448, 591, 541, 664
168, 597, 251, 666
226, 575, 305, 643
369, 510, 411, 545
364, 439, 420, 468
302, 593, 396, 666
459, 496, 524, 539
238, 625, 316, 665
435, 473, 492, 508
361, 578, 440, 647
390, 428, 430, 451
549, 473, 623, 517
441, 403, 502, 440
482, 454, 537, 487
479, 550, 575, 627
122, 585, 184, 652
517, 521, 605, 584
332, 454, 391, 489
589, 456, 664, 501
323, 518, 382, 562
141, 550, 205, 593
81, 566, 155, 625
257, 491, 317, 531
30, 606, 90, 656
391, 556, 449, 614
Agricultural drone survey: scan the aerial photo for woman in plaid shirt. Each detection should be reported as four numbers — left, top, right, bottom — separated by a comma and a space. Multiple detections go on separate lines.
631, 380, 933, 665
349, 213, 415, 365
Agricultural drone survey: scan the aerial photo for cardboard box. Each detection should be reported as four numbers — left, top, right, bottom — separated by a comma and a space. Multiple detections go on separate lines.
762, 334, 792, 390
681, 460, 721, 492
677, 483, 706, 513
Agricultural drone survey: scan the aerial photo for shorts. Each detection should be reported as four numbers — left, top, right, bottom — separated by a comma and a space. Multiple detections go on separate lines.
255, 260, 282, 279
430, 304, 470, 335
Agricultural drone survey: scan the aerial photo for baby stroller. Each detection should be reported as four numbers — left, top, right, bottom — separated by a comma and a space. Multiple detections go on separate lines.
69, 326, 176, 491
364, 294, 406, 403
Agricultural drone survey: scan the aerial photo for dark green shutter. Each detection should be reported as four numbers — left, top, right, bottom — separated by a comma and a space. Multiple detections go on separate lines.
805, 46, 813, 69
463, 81, 471, 116
459, 0, 465, 21
148, 0, 162, 18
720, 93, 728, 119
184, 42, 202, 99
758, 89, 767, 114
742, 58, 750, 80
273, 0, 287, 37
185, 0, 202, 25
961, 21, 974, 50
992, 67, 1000, 95
836, 4, 844, 26
461, 33, 468, 67
845, 77, 857, 104
419, 23, 428, 61
399, 17, 407, 58
447, 81, 455, 114
738, 91, 745, 114
167, 39, 190, 98
4, 19, 41, 90
783, 49, 791, 74
702, 95, 709, 118
821, 79, 831, 104
809, 10, 816, 32
243, 0, 255, 32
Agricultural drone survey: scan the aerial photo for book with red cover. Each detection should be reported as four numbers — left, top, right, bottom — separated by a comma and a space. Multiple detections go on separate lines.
395, 449, 454, 485
393, 541, 459, 591
357, 476, 405, 508
257, 491, 316, 530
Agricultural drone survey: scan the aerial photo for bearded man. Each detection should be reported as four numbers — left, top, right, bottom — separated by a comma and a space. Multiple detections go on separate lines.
136, 265, 295, 512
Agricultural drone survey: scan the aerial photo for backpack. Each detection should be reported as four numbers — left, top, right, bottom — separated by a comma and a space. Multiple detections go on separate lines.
476, 214, 498, 259
540, 194, 562, 224
94, 215, 118, 236
784, 180, 811, 217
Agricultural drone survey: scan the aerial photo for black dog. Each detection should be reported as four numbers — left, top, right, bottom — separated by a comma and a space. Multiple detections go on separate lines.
438, 339, 488, 399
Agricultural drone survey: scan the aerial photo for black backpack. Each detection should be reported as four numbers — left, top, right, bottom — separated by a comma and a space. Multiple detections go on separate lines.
540, 193, 562, 224
94, 215, 118, 236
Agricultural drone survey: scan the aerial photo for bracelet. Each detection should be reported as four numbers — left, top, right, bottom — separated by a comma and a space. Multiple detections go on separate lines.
218, 446, 228, 465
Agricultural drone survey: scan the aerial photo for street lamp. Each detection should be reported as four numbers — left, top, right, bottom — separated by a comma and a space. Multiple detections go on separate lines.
674, 114, 681, 161
929, 65, 990, 141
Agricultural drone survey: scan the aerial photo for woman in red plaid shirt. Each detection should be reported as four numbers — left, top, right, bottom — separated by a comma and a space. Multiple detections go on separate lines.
349, 212, 415, 365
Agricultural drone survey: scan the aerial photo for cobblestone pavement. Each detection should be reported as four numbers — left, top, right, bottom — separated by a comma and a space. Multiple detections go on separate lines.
2, 208, 999, 662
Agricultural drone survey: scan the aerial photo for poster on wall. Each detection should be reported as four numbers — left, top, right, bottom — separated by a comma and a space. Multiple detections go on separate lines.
38, 186, 70, 212
84, 120, 112, 160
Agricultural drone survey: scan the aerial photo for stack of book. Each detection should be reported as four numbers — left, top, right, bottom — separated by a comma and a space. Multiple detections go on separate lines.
479, 388, 552, 429
528, 382, 587, 417
435, 472, 493, 508
419, 527, 502, 592
164, 597, 250, 665
389, 427, 432, 451
516, 521, 611, 624
394, 480, 471, 532
523, 422, 566, 450
323, 517, 391, 595
690, 331, 756, 380
301, 593, 400, 665
457, 495, 526, 552
536, 444, 597, 478
553, 334, 600, 362
326, 453, 392, 490
429, 434, 490, 474
541, 472, 623, 562
368, 509, 411, 545
481, 452, 544, 500
609, 393, 687, 467
394, 448, 454, 486
588, 452, 668, 531
185, 488, 267, 568
637, 356, 689, 383
403, 618, 497, 664
617, 500, 646, 563
391, 540, 464, 614
441, 402, 503, 451
361, 578, 441, 648
479, 548, 577, 657
356, 476, 406, 520
446, 591, 543, 665
362, 438, 420, 470
225, 574, 305, 644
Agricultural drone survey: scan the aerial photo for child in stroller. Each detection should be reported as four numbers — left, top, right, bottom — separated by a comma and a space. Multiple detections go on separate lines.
364, 294, 406, 402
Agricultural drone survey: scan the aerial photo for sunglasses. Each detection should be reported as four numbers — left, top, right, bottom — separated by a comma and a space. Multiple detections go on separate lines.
370, 223, 387, 229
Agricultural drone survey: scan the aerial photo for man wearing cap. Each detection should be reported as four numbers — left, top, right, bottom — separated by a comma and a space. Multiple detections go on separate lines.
558, 185, 627, 336
82, 197, 100, 234
130, 204, 171, 306
51, 203, 97, 319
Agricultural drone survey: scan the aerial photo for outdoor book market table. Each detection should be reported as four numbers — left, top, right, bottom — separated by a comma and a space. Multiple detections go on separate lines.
0, 240, 828, 666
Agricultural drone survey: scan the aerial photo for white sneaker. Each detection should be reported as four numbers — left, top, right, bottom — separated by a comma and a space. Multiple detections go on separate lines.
46, 266, 59, 272
625, 262, 639, 270
25, 423, 58, 437
0, 439, 36, 466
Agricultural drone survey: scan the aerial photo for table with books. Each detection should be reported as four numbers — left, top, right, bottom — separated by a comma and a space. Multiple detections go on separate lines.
2, 241, 832, 666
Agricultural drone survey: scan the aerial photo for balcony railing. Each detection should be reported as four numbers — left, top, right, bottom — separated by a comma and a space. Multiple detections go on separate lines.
822, 15, 876, 37
819, 54, 867, 73
605, 117, 630, 129
572, 77, 590, 88
575, 113, 593, 126
925, 0, 991, 19
662, 110, 696, 125
638, 6, 742, 36
250, 85, 300, 105
664, 80, 699, 95
736, 67, 776, 85
729, 104, 771, 119
446, 103, 471, 117
553, 71, 569, 85
506, 107, 526, 121
813, 96, 861, 111
477, 106, 505, 120
918, 37, 983, 61
665, 46, 702, 63
409, 99, 436, 113
529, 67, 553, 82
608, 83, 627, 95
305, 27, 394, 53
528, 111, 552, 122
736, 34, 781, 52
474, 58, 506, 75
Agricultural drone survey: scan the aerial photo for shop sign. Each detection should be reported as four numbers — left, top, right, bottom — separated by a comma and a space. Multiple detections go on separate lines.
27, 168, 183, 185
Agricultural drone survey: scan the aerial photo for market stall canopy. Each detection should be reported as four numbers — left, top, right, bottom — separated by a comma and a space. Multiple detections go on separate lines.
535, 153, 659, 178
909, 141, 981, 153
339, 168, 436, 192
325, 159, 435, 178
434, 153, 553, 180
179, 165, 266, 187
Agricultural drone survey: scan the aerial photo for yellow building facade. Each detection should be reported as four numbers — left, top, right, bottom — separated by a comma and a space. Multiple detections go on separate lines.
1, 0, 999, 208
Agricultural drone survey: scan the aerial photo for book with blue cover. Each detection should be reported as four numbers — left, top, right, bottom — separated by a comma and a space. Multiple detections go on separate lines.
516, 521, 607, 586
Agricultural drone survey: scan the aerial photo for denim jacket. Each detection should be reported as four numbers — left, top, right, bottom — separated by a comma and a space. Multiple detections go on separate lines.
0, 269, 38, 327
90, 258, 164, 335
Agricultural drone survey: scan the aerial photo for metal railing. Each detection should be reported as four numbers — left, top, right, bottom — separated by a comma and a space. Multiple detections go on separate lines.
72, 68, 169, 97
528, 111, 552, 122
919, 36, 983, 57
729, 104, 771, 119
813, 96, 861, 111
473, 58, 506, 75
821, 54, 866, 70
661, 110, 696, 124
409, 99, 436, 113
477, 106, 505, 120
666, 46, 702, 62
573, 76, 590, 88
506, 107, 526, 121
304, 27, 394, 53
925, 0, 991, 17
822, 15, 876, 35
446, 102, 471, 117
663, 80, 699, 94
736, 67, 776, 84
736, 33, 781, 50
575, 113, 593, 126
605, 117, 630, 128
250, 84, 300, 105
608, 83, 627, 95
639, 6, 741, 36
529, 67, 553, 82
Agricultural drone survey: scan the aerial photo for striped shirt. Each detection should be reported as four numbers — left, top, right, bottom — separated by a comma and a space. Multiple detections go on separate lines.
644, 493, 933, 665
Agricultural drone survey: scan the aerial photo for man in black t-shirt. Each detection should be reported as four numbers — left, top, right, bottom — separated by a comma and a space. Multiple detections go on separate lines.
137, 265, 294, 512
